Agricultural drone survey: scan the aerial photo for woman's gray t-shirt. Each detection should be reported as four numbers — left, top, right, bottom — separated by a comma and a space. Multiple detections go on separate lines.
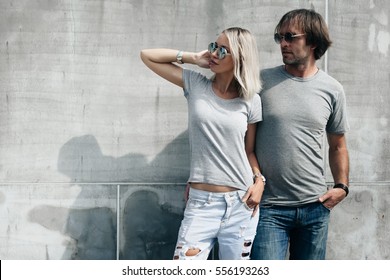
183, 69, 262, 191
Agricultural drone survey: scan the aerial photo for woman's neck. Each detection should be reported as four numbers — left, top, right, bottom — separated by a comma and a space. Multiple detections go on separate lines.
212, 75, 239, 99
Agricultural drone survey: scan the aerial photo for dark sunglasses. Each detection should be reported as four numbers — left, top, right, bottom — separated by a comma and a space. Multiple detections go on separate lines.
274, 32, 305, 44
208, 42, 231, 59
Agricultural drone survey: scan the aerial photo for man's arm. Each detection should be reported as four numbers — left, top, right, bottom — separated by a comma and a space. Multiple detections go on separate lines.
319, 133, 350, 209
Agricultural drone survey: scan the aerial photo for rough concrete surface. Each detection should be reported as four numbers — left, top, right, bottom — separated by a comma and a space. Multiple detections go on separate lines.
0, 0, 389, 259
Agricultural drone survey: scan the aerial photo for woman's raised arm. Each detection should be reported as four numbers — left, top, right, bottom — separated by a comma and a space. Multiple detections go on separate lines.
140, 49, 210, 88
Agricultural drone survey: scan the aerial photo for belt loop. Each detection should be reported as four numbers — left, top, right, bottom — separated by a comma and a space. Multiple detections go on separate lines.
238, 190, 245, 201
208, 192, 213, 202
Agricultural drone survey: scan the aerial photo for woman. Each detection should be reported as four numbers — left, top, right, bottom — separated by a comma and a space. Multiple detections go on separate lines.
140, 27, 265, 260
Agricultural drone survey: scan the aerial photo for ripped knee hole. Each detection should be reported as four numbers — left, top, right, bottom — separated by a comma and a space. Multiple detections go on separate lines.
185, 248, 201, 256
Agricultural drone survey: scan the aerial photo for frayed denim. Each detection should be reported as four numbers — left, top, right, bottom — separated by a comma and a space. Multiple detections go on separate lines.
173, 187, 259, 260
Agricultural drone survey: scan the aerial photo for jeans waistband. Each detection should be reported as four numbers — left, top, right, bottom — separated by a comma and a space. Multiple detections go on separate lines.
189, 187, 246, 201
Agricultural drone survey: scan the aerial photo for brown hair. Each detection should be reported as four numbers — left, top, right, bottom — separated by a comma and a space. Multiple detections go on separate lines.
275, 9, 332, 60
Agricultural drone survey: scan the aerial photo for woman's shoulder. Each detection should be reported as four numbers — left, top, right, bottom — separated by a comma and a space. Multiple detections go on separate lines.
245, 91, 261, 103
183, 69, 212, 97
183, 68, 211, 82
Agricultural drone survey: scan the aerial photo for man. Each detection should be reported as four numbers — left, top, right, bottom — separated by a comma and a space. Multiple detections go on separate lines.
251, 9, 350, 260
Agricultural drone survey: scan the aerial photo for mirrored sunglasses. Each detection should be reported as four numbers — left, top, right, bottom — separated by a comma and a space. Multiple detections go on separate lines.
208, 42, 231, 59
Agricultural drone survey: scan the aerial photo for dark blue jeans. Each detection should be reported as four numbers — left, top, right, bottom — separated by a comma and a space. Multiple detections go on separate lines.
251, 202, 330, 260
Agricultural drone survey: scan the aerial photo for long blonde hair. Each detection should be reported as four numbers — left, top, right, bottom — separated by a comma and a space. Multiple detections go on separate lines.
223, 27, 261, 100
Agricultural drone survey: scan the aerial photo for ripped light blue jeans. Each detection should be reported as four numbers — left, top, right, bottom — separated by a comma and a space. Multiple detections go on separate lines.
173, 187, 259, 260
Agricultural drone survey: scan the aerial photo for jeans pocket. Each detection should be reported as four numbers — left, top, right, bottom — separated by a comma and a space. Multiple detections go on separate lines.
187, 197, 209, 209
319, 201, 332, 212
242, 201, 254, 212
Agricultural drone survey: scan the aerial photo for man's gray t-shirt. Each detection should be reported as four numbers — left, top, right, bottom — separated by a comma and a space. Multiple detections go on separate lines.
256, 66, 349, 206
183, 69, 262, 191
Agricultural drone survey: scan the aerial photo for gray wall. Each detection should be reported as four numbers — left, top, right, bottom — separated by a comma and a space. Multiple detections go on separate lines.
0, 0, 389, 259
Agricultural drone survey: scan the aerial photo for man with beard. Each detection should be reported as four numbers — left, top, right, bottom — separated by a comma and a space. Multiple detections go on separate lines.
251, 9, 350, 260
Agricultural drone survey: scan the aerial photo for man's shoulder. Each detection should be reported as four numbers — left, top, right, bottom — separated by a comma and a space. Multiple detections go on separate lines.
260, 65, 282, 75
259, 66, 286, 89
260, 65, 283, 81
317, 70, 344, 91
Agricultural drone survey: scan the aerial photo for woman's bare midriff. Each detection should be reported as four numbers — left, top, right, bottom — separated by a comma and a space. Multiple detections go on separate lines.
190, 182, 238, 192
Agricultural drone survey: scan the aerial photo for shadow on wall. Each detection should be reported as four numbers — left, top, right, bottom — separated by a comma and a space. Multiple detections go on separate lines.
121, 190, 183, 260
57, 133, 190, 183
28, 132, 189, 259
28, 204, 117, 259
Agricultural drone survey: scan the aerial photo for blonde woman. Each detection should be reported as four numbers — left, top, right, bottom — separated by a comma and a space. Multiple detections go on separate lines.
140, 27, 265, 260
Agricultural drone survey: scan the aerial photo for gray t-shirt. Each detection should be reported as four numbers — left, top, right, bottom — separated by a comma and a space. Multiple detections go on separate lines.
183, 69, 262, 191
256, 66, 349, 206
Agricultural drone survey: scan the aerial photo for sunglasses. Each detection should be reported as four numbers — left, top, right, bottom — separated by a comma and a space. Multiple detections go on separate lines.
208, 42, 231, 59
274, 32, 305, 44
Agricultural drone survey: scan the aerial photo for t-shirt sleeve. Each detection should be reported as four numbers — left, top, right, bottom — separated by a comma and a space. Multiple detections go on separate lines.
248, 94, 263, 124
182, 68, 191, 98
326, 87, 350, 134
182, 69, 206, 99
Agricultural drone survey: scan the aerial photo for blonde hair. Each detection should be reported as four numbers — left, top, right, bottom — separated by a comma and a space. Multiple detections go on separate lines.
222, 27, 262, 100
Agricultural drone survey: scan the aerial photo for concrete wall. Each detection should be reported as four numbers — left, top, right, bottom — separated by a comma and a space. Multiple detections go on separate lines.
0, 0, 389, 259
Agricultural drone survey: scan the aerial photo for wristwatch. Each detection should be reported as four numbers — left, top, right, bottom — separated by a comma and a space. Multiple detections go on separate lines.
176, 50, 184, 64
333, 183, 349, 196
